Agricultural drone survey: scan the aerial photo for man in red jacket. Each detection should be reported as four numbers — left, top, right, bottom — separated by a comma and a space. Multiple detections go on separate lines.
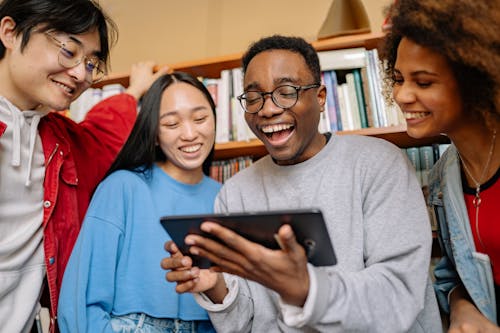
0, 1, 167, 332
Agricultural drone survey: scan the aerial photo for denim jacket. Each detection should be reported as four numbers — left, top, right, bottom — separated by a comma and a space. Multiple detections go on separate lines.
428, 144, 497, 324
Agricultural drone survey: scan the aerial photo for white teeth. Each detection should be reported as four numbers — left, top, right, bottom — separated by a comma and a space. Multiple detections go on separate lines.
404, 112, 429, 119
55, 81, 73, 93
261, 123, 293, 133
181, 144, 201, 153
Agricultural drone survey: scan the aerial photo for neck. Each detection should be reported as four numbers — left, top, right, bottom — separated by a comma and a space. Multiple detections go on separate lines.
156, 161, 204, 184
452, 122, 499, 187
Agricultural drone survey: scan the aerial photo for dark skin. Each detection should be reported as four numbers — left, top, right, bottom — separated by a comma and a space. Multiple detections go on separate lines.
161, 49, 327, 306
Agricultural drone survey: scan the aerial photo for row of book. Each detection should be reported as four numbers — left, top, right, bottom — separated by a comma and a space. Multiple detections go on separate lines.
69, 47, 402, 142
320, 48, 404, 132
209, 156, 253, 183
403, 143, 450, 189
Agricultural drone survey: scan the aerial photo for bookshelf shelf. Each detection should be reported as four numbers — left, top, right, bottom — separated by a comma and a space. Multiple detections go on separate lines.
214, 139, 266, 160
213, 125, 450, 160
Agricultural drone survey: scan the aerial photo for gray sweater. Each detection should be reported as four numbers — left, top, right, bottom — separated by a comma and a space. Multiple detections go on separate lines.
197, 134, 442, 333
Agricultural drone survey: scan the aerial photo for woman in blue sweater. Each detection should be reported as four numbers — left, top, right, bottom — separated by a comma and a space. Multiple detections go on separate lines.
58, 72, 220, 332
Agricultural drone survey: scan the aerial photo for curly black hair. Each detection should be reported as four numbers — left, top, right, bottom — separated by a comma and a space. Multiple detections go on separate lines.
381, 0, 500, 122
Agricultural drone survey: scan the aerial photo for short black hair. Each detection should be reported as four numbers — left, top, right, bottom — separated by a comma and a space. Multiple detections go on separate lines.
0, 0, 117, 70
106, 72, 217, 178
241, 35, 321, 84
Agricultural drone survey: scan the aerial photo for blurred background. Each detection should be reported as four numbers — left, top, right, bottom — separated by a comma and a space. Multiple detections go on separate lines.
98, 0, 392, 74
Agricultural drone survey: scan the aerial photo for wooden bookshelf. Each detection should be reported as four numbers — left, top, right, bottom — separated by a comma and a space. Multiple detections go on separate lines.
94, 32, 450, 161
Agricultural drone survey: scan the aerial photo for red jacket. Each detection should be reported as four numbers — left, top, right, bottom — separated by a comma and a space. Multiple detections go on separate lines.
0, 94, 137, 331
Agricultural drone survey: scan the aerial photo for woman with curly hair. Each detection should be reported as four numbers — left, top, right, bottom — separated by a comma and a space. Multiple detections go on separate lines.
382, 0, 500, 331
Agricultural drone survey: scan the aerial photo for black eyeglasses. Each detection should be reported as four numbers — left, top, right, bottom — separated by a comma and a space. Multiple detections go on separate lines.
237, 84, 320, 114
45, 31, 107, 84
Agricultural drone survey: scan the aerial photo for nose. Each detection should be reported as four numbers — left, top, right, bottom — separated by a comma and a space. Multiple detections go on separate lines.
393, 83, 416, 106
67, 61, 90, 83
180, 122, 197, 140
257, 94, 284, 118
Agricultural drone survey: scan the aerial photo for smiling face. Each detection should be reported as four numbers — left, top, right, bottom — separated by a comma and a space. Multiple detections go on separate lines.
393, 37, 469, 139
243, 49, 326, 165
157, 82, 216, 183
0, 18, 99, 111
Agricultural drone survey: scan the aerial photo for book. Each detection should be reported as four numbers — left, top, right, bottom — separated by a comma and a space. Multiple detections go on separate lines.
359, 66, 377, 128
337, 83, 354, 130
318, 47, 366, 71
215, 69, 232, 143
322, 70, 339, 131
352, 68, 368, 128
345, 73, 362, 129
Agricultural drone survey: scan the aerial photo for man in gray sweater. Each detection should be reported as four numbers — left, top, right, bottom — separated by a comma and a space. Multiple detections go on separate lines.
162, 35, 441, 332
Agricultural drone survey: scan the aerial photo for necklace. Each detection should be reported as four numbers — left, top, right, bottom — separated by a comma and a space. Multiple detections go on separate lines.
457, 128, 497, 251
459, 129, 497, 207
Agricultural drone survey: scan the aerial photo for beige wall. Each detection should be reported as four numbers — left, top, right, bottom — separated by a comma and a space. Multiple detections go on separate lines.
99, 0, 392, 75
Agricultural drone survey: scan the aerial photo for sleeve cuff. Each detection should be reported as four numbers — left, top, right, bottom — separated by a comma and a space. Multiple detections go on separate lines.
194, 273, 239, 312
279, 264, 318, 327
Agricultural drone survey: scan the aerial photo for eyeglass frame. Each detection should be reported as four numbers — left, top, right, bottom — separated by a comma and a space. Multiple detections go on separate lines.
44, 31, 107, 84
237, 83, 321, 114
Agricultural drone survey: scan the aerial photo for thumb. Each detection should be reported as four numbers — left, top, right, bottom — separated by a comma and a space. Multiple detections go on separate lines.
276, 224, 301, 253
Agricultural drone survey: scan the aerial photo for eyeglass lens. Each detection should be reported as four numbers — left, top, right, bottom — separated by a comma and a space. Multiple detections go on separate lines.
241, 85, 299, 113
57, 39, 105, 83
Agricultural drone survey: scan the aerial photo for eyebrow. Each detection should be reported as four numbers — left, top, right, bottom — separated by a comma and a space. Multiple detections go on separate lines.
244, 77, 300, 91
394, 68, 439, 77
159, 105, 210, 120
68, 34, 102, 58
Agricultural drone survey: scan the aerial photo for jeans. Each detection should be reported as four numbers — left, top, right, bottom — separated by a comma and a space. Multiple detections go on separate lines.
110, 313, 216, 333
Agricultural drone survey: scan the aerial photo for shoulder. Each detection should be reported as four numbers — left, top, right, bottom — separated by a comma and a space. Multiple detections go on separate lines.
429, 144, 456, 183
97, 169, 150, 195
224, 155, 273, 184
332, 134, 406, 167
335, 134, 402, 155
203, 175, 222, 191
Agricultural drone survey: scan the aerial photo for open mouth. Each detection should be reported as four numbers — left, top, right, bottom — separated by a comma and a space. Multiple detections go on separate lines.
403, 111, 430, 120
53, 79, 75, 94
180, 144, 201, 153
260, 123, 294, 142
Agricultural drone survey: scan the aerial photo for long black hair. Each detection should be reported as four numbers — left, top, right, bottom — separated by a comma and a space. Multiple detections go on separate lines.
107, 72, 217, 178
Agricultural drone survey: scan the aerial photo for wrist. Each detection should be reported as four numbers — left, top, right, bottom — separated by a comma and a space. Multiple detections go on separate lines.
204, 273, 228, 304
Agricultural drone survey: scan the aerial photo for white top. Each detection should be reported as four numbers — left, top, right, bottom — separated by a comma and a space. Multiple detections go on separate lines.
0, 96, 47, 333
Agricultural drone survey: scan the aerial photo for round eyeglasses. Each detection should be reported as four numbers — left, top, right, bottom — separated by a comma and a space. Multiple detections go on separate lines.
237, 84, 320, 114
45, 32, 107, 84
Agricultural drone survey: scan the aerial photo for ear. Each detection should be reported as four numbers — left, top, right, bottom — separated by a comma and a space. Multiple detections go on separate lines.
316, 84, 327, 109
0, 16, 18, 50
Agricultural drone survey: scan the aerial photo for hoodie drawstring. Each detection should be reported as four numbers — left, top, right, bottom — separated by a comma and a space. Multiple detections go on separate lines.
25, 114, 42, 187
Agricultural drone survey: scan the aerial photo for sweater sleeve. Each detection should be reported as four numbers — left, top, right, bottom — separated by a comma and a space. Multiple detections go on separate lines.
73, 93, 137, 186
57, 177, 128, 333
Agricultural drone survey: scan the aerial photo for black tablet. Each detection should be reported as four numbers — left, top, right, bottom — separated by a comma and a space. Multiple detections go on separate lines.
160, 208, 336, 268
